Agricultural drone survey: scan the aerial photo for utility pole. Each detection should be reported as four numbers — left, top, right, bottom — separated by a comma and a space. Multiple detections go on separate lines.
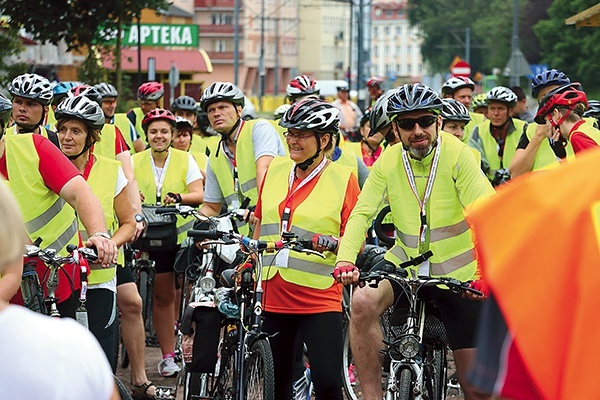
274, 18, 280, 95
465, 27, 471, 64
348, 0, 353, 86
511, 0, 519, 86
234, 0, 240, 86
137, 11, 142, 87
259, 0, 266, 109
356, 0, 364, 101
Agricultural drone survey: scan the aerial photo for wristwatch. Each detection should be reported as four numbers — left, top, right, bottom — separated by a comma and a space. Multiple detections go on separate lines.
134, 214, 146, 223
91, 232, 111, 240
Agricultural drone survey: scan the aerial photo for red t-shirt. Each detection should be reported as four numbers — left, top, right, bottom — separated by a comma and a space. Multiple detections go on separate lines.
569, 120, 599, 154
0, 134, 81, 192
362, 145, 383, 167
90, 126, 130, 156
255, 163, 361, 314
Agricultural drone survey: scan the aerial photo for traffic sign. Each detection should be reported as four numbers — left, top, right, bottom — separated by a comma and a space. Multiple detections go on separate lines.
452, 60, 471, 77
527, 64, 549, 79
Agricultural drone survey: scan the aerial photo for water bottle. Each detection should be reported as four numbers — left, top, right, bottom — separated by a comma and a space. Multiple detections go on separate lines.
215, 287, 240, 318
21, 263, 45, 314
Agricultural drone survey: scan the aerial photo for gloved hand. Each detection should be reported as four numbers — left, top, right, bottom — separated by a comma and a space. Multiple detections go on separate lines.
166, 192, 183, 203
332, 264, 358, 281
468, 279, 489, 298
312, 234, 338, 252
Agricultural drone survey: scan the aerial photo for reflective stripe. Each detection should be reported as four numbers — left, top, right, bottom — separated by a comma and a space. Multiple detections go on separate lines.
46, 219, 78, 253
430, 249, 475, 275
291, 227, 318, 240
260, 223, 280, 236
224, 193, 239, 207
429, 219, 470, 242
89, 263, 117, 270
263, 254, 333, 277
389, 245, 408, 261
240, 178, 257, 193
177, 219, 196, 235
395, 229, 418, 248
25, 197, 66, 233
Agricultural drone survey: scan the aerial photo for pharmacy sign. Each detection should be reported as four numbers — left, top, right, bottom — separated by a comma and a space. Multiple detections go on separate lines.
100, 23, 199, 47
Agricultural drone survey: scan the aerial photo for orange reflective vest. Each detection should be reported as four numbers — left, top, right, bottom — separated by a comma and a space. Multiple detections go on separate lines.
467, 148, 600, 400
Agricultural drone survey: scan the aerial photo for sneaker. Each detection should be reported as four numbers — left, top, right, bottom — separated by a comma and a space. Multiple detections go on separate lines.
292, 368, 312, 400
158, 355, 181, 377
348, 363, 356, 386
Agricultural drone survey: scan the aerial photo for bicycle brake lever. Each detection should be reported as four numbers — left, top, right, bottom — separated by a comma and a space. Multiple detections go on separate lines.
300, 248, 326, 258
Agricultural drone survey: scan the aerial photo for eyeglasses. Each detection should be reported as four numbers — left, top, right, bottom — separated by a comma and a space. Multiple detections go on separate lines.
394, 115, 437, 130
284, 131, 314, 141
102, 99, 117, 105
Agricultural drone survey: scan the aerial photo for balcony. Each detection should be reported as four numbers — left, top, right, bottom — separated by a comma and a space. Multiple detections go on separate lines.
195, 0, 235, 9
206, 51, 244, 63
199, 24, 243, 35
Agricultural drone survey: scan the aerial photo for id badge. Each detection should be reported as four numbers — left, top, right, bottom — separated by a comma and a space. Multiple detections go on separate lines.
275, 248, 290, 268
418, 259, 430, 277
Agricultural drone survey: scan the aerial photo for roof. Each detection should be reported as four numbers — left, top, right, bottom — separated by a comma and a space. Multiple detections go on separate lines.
102, 48, 213, 74
164, 3, 194, 18
566, 2, 600, 27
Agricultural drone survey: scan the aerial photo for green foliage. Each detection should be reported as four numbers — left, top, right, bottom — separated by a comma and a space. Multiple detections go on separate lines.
0, 27, 28, 87
534, 0, 600, 90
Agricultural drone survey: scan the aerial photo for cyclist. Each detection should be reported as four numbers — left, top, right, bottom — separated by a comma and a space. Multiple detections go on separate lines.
47, 81, 78, 130
132, 108, 204, 377
0, 181, 118, 400
584, 99, 600, 128
128, 81, 164, 142
366, 76, 384, 106
95, 82, 146, 153
253, 98, 361, 399
369, 90, 399, 147
469, 86, 527, 185
198, 82, 286, 232
510, 86, 535, 123
472, 93, 488, 118
173, 116, 207, 174
55, 95, 135, 371
343, 111, 383, 168
509, 69, 575, 177
333, 83, 494, 400
441, 98, 472, 141
535, 84, 600, 155
286, 75, 320, 104
332, 84, 363, 142
441, 76, 485, 144
7, 73, 60, 147
274, 103, 291, 120
171, 95, 216, 158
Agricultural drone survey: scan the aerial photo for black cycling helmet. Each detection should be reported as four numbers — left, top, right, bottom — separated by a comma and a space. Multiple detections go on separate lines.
280, 98, 339, 170
531, 69, 570, 99
584, 100, 600, 119
440, 99, 471, 123
387, 83, 443, 120
200, 82, 245, 112
0, 93, 12, 135
94, 82, 118, 99
171, 95, 199, 113
9, 73, 53, 106
55, 95, 105, 131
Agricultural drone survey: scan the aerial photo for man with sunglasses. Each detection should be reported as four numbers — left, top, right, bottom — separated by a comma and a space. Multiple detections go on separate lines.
334, 83, 495, 400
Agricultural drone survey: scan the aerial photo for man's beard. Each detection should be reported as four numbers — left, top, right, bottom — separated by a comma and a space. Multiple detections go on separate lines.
408, 142, 433, 159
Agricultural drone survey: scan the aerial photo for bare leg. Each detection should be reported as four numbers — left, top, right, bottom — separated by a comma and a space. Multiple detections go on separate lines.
453, 348, 491, 400
350, 280, 394, 400
117, 282, 154, 395
154, 272, 176, 356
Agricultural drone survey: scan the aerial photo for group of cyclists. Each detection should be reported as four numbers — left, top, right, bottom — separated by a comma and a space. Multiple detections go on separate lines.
0, 64, 598, 400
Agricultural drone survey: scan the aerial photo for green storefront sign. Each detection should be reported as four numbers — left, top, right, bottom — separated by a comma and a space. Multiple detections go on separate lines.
100, 23, 199, 47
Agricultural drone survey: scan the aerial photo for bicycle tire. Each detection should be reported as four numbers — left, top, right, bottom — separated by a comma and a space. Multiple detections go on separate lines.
244, 338, 275, 400
341, 288, 362, 400
137, 266, 153, 332
183, 370, 211, 400
114, 375, 134, 400
374, 206, 395, 247
424, 346, 446, 400
214, 331, 237, 400
396, 368, 412, 400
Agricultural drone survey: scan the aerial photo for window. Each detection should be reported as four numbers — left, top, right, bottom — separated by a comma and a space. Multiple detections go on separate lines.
215, 39, 225, 52
374, 27, 379, 37
384, 45, 389, 55
211, 13, 232, 25
407, 64, 412, 74
398, 9, 405, 17
395, 45, 400, 54
373, 46, 379, 57
386, 10, 393, 16
384, 26, 390, 35
376, 9, 382, 16
396, 26, 402, 36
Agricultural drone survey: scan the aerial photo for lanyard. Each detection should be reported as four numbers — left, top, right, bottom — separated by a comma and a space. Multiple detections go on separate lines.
400, 135, 442, 247
280, 157, 328, 233
150, 151, 171, 204
221, 121, 245, 208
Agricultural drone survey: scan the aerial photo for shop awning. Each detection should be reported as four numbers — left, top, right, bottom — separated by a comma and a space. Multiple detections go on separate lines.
103, 48, 213, 74
566, 3, 600, 27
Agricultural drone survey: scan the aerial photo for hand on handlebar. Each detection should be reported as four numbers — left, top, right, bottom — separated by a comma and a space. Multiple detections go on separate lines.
333, 262, 359, 285
165, 192, 182, 204
85, 236, 117, 267
464, 278, 488, 301
312, 234, 338, 253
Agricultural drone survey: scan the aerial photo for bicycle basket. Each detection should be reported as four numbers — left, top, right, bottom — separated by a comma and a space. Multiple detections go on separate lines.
382, 301, 448, 345
133, 205, 178, 252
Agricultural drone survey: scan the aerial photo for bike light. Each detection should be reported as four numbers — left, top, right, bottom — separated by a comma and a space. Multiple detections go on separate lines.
200, 276, 216, 293
398, 335, 420, 359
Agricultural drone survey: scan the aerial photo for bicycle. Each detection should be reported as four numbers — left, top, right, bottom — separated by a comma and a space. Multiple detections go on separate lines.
184, 227, 324, 400
352, 252, 482, 400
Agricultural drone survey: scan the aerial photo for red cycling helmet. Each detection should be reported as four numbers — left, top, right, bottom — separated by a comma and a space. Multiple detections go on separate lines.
142, 108, 177, 132
535, 84, 587, 125
366, 76, 384, 88
137, 82, 164, 101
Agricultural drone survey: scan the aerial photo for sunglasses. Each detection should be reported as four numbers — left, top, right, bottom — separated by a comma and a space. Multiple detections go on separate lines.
394, 115, 438, 130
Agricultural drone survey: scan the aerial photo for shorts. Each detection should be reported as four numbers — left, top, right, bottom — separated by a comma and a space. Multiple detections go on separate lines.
391, 280, 482, 350
116, 263, 135, 286
149, 247, 180, 274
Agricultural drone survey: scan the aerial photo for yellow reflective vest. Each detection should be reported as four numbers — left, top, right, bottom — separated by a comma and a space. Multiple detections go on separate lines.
473, 118, 527, 179
260, 157, 352, 289
113, 113, 137, 153
462, 111, 485, 144
93, 123, 118, 160
133, 148, 196, 244
5, 134, 79, 255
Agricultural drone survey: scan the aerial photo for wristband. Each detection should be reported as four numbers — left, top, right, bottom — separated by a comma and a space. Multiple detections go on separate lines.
91, 232, 111, 240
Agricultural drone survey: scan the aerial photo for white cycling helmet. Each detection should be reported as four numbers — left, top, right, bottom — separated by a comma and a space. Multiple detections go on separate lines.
286, 75, 320, 98
486, 86, 518, 107
200, 82, 245, 112
9, 73, 53, 106
55, 95, 105, 131
441, 77, 475, 96
440, 99, 471, 123
273, 104, 291, 119
94, 82, 118, 99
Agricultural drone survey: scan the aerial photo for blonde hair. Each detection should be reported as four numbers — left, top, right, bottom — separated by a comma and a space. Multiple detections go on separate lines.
0, 181, 26, 271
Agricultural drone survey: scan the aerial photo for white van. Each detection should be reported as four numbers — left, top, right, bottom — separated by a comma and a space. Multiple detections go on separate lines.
316, 80, 357, 98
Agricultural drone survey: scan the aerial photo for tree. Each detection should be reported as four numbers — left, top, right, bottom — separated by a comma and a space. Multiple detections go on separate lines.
534, 0, 600, 90
0, 0, 167, 94
0, 26, 28, 87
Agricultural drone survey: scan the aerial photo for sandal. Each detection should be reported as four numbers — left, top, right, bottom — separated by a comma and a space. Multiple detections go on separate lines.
131, 381, 156, 400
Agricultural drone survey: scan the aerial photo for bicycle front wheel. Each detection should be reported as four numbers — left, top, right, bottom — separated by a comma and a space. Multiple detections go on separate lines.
244, 338, 275, 400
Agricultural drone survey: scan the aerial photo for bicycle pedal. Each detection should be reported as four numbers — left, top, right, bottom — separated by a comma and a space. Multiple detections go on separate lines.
154, 385, 176, 399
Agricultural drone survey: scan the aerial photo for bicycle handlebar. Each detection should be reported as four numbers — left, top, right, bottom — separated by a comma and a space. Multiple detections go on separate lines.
24, 244, 99, 264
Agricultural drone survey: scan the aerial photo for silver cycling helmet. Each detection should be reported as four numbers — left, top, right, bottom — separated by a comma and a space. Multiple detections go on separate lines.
200, 82, 245, 112
171, 95, 199, 113
0, 93, 12, 132
9, 73, 53, 106
387, 83, 443, 120
369, 90, 394, 135
94, 82, 118, 99
583, 100, 600, 119
441, 76, 475, 96
440, 98, 471, 123
486, 86, 518, 107
55, 95, 105, 131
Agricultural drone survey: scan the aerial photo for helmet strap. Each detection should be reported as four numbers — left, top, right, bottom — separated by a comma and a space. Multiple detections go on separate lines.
67, 144, 91, 160
296, 133, 322, 171
17, 106, 46, 134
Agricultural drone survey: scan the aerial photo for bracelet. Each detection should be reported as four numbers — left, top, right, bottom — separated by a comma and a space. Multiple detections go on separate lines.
91, 232, 111, 240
